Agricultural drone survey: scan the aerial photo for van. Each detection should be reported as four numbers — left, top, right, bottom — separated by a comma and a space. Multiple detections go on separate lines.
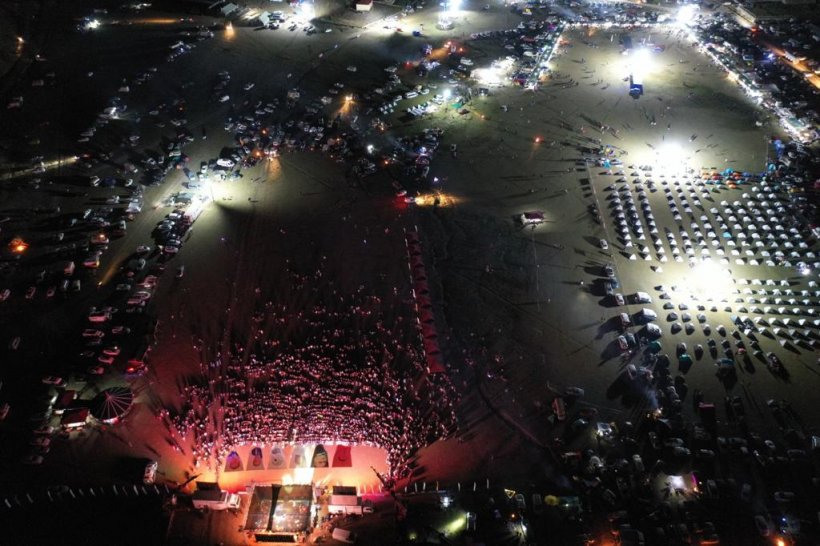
63, 261, 76, 277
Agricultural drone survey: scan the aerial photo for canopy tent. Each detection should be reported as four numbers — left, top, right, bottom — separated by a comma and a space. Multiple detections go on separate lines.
90, 387, 133, 424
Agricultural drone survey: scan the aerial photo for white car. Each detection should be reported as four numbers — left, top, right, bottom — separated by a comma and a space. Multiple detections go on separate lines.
243, 83, 255, 91
600, 239, 609, 250
346, 65, 357, 72
218, 95, 230, 103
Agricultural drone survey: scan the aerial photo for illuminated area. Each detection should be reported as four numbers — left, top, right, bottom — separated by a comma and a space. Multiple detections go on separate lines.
675, 4, 699, 28
654, 142, 691, 175
626, 47, 654, 81
438, 0, 462, 29
473, 58, 515, 86
675, 260, 736, 302
413, 192, 459, 207
244, 484, 313, 540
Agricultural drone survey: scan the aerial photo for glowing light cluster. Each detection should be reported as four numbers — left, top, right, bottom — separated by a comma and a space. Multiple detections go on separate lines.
683, 260, 735, 301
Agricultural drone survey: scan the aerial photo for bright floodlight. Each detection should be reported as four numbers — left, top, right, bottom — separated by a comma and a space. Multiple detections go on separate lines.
658, 142, 684, 161
447, 0, 462, 14
676, 4, 698, 27
655, 142, 688, 174
629, 48, 653, 80
443, 88, 452, 99
686, 260, 734, 301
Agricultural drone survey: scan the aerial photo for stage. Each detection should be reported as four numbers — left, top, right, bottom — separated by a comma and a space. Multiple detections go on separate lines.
201, 444, 390, 494
244, 484, 314, 542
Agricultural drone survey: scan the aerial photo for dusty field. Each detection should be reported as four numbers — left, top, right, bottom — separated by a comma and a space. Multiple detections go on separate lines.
0, 2, 815, 515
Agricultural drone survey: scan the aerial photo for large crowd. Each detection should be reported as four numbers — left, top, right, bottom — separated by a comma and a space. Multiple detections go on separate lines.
169, 266, 458, 476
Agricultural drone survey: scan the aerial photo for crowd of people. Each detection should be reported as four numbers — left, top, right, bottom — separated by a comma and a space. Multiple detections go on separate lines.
169, 266, 459, 476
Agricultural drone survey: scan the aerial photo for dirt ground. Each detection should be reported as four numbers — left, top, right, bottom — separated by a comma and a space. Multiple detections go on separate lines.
0, 2, 816, 515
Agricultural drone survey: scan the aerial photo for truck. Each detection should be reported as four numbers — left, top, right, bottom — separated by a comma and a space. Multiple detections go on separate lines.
192, 484, 241, 511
